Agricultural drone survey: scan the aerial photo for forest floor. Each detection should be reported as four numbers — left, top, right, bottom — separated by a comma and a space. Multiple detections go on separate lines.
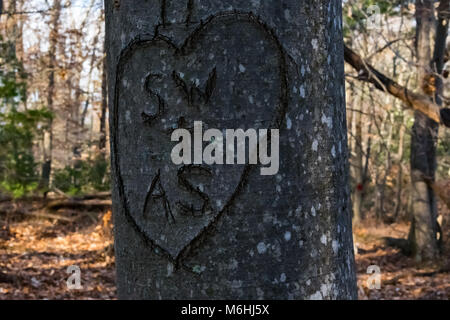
0, 200, 448, 300
354, 220, 449, 299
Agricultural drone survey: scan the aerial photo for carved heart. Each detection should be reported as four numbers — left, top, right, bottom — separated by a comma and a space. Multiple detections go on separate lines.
113, 12, 288, 262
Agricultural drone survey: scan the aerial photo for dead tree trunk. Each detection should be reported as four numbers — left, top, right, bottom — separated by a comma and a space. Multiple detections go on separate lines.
106, 0, 357, 299
343, 46, 450, 127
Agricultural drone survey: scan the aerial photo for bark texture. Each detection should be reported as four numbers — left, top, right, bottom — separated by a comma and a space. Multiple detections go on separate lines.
409, 0, 448, 262
106, 0, 356, 299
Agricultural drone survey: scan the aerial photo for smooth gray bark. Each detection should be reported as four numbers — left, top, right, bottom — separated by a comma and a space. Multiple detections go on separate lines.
106, 0, 356, 299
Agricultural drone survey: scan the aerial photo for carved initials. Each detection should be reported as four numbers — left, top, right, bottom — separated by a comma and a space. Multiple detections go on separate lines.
172, 67, 217, 109
176, 165, 212, 217
114, 12, 289, 262
142, 73, 166, 125
143, 170, 176, 224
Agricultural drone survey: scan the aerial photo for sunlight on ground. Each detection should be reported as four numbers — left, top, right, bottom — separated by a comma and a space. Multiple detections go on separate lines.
0, 211, 115, 299
355, 222, 449, 299
0, 209, 449, 300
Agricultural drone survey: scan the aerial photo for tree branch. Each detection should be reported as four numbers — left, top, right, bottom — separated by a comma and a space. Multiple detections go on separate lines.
344, 45, 450, 127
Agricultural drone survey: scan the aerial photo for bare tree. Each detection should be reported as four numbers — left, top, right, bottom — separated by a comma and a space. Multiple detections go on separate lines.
39, 0, 61, 192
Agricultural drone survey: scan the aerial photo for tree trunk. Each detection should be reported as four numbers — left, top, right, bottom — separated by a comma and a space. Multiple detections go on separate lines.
4, 0, 24, 62
409, 0, 447, 262
352, 86, 364, 225
393, 116, 407, 221
106, 0, 356, 299
378, 110, 394, 220
99, 38, 108, 153
39, 0, 61, 192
